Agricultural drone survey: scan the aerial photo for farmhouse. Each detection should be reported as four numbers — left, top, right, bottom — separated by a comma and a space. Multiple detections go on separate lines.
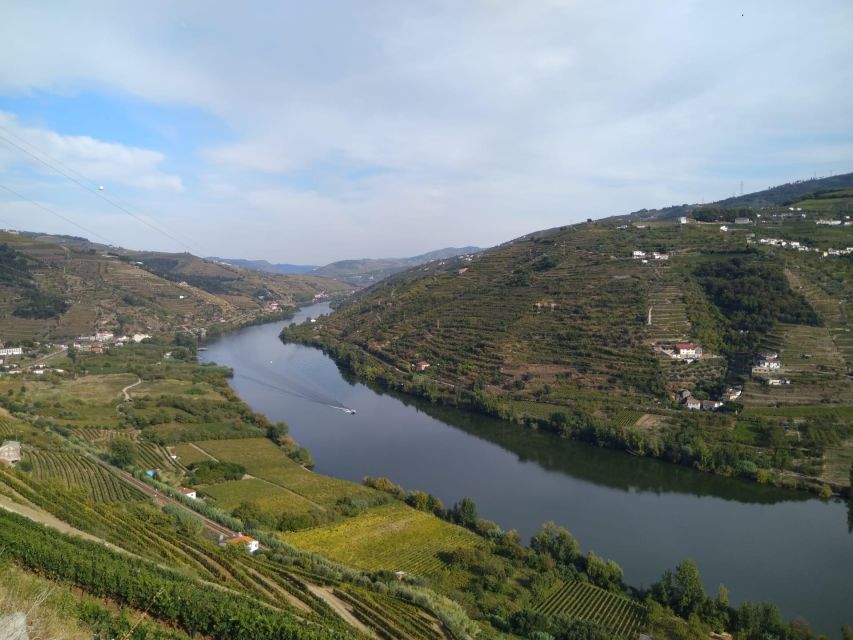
631, 250, 646, 259
722, 386, 743, 401
652, 252, 670, 261
684, 396, 701, 411
222, 533, 259, 554
179, 487, 198, 500
0, 347, 23, 357
674, 343, 702, 359
0, 440, 21, 465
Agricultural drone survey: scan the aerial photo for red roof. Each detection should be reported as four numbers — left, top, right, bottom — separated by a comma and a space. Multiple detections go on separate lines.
676, 343, 696, 350
179, 487, 195, 494
226, 535, 257, 544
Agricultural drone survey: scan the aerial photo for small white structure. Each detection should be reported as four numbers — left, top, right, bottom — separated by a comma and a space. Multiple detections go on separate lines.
720, 225, 728, 232
734, 217, 752, 225
222, 533, 259, 554
0, 440, 22, 466
652, 252, 670, 261
679, 216, 688, 224
632, 250, 646, 259
674, 343, 702, 359
179, 487, 197, 500
132, 333, 151, 343
0, 347, 23, 357
684, 396, 701, 411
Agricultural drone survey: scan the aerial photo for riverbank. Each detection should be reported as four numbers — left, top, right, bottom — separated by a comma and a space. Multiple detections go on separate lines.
280, 324, 848, 500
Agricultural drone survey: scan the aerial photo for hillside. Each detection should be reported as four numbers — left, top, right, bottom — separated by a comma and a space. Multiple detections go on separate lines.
620, 170, 853, 222
0, 231, 351, 342
283, 194, 853, 495
209, 257, 318, 274
311, 246, 482, 286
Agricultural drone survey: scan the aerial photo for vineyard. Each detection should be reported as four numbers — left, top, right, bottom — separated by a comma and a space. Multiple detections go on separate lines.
26, 450, 144, 502
283, 502, 482, 580
333, 587, 445, 640
535, 580, 645, 638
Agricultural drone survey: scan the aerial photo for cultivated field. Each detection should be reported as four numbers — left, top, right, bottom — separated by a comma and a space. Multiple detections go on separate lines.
282, 501, 483, 579
190, 438, 378, 507
535, 580, 645, 638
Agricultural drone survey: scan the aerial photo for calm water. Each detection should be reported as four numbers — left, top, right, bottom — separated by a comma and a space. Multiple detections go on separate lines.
202, 303, 853, 636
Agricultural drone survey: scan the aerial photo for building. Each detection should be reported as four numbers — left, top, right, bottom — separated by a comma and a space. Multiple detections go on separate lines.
722, 386, 743, 402
679, 216, 688, 224
631, 250, 646, 259
685, 396, 701, 411
0, 347, 23, 357
674, 343, 702, 359
753, 358, 781, 371
132, 333, 151, 343
222, 533, 259, 554
701, 400, 723, 412
0, 440, 21, 465
414, 361, 430, 372
179, 487, 197, 500
734, 217, 752, 225
652, 252, 670, 261
768, 378, 791, 386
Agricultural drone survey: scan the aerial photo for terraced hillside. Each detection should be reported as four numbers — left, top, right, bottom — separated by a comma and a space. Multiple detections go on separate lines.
284, 207, 852, 495
0, 231, 351, 341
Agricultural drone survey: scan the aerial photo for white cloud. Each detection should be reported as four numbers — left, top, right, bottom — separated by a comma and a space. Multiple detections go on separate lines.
0, 112, 183, 192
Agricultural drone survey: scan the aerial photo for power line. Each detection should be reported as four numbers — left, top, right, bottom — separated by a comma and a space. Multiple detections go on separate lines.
0, 132, 204, 255
0, 183, 116, 245
0, 122, 204, 253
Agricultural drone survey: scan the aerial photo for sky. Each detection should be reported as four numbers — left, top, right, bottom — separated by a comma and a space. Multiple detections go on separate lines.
0, 2, 851, 264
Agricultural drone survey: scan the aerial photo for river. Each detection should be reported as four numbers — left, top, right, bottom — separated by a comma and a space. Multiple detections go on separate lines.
200, 302, 852, 636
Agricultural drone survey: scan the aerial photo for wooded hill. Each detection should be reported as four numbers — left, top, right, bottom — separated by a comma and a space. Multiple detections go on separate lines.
620, 171, 853, 222
283, 190, 853, 496
0, 231, 351, 342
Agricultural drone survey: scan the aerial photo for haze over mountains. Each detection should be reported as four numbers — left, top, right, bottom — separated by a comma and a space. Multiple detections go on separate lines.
213, 246, 482, 286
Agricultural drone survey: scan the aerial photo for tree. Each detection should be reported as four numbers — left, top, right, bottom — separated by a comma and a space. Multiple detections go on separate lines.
673, 559, 707, 618
450, 497, 478, 528
841, 624, 853, 640
108, 438, 137, 468
531, 521, 580, 567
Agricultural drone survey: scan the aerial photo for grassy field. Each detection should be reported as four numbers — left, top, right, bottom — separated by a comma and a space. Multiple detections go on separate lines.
190, 438, 378, 507
201, 477, 320, 515
282, 501, 483, 579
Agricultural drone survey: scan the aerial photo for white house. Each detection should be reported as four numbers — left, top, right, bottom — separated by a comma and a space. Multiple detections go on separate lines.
222, 533, 259, 554
632, 250, 646, 259
679, 216, 689, 224
684, 396, 701, 411
0, 440, 21, 465
674, 343, 702, 359
734, 217, 752, 225
179, 487, 197, 500
652, 252, 670, 261
0, 347, 23, 357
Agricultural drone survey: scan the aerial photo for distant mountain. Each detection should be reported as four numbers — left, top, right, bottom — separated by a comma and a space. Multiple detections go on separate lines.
210, 258, 318, 275
216, 247, 482, 286
617, 171, 853, 222
312, 246, 482, 286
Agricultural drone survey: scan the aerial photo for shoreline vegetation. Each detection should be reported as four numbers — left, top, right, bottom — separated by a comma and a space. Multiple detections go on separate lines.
280, 325, 848, 500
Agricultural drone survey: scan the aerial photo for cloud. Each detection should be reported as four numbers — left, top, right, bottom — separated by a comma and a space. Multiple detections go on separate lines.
0, 1, 851, 262
0, 112, 183, 192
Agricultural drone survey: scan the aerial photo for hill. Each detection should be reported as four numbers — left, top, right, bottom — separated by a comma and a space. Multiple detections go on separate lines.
312, 246, 482, 286
209, 257, 318, 274
619, 170, 853, 222
283, 194, 853, 496
0, 231, 352, 342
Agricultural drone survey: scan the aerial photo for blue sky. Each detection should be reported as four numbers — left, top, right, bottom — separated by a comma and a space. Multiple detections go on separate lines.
0, 2, 851, 263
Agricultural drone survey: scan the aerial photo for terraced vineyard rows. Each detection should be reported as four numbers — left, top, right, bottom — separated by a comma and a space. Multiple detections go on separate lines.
535, 580, 645, 638
333, 587, 445, 640
26, 450, 143, 502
